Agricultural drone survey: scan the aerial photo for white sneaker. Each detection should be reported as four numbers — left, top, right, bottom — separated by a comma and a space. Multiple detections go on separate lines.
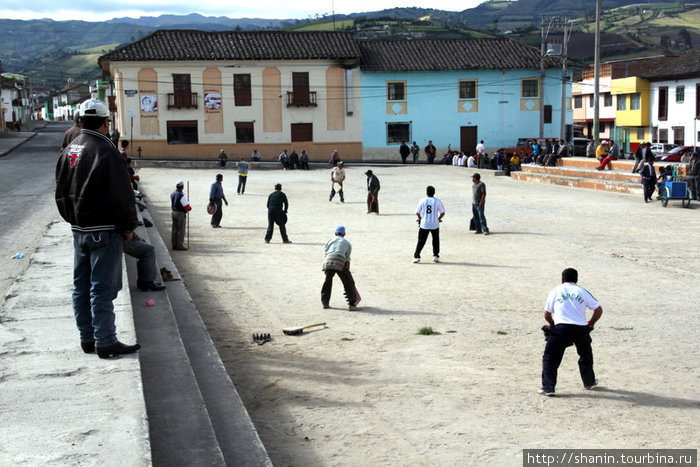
412, 257, 420, 263
432, 256, 440, 262
538, 388, 555, 397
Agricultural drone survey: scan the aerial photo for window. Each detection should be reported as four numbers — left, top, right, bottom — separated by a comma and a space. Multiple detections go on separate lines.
387, 81, 406, 101
589, 95, 594, 107
458, 80, 477, 99
235, 122, 254, 143
659, 129, 668, 144
291, 123, 313, 142
673, 127, 684, 146
696, 84, 700, 118
387, 122, 410, 144
658, 86, 668, 121
603, 93, 613, 107
637, 128, 645, 140
521, 79, 539, 98
574, 95, 582, 108
166, 120, 198, 144
630, 93, 640, 110
288, 72, 316, 107
544, 105, 552, 124
617, 95, 627, 111
599, 122, 605, 133
169, 74, 197, 109
234, 74, 251, 106
676, 86, 684, 103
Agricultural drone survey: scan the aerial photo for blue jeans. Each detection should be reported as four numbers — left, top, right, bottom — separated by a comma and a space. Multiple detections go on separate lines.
72, 231, 123, 346
123, 238, 157, 284
472, 204, 488, 233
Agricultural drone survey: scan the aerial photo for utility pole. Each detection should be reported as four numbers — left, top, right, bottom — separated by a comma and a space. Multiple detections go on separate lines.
539, 15, 546, 139
560, 17, 570, 143
593, 0, 601, 147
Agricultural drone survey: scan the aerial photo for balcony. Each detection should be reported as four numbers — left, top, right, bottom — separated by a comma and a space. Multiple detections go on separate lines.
286, 91, 317, 107
167, 92, 198, 110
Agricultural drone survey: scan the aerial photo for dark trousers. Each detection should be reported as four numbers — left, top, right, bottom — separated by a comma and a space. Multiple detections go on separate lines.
211, 198, 223, 226
265, 209, 288, 242
413, 228, 439, 259
541, 324, 595, 392
237, 175, 247, 194
329, 185, 344, 202
643, 181, 656, 202
367, 192, 379, 213
321, 267, 356, 306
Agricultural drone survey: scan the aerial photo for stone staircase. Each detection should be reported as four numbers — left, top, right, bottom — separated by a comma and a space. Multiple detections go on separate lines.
511, 157, 649, 196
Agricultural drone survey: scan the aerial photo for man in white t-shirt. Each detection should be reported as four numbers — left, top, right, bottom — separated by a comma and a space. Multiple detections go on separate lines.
540, 268, 603, 396
413, 185, 446, 263
476, 140, 485, 156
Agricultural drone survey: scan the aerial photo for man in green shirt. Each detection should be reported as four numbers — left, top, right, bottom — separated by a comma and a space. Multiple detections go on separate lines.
265, 183, 291, 244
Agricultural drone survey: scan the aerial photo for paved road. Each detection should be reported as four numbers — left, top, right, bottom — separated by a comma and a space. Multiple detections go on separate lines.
0, 122, 68, 304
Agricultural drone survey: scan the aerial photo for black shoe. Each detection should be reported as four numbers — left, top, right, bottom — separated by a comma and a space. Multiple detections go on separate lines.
474, 230, 483, 234
96, 341, 141, 359
283, 240, 292, 244
138, 281, 166, 292
81, 341, 95, 353
173, 246, 188, 251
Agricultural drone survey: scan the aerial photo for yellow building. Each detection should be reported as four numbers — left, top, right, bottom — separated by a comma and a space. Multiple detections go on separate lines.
611, 76, 651, 153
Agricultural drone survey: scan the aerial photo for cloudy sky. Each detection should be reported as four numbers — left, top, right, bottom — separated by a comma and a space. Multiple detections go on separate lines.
1, 0, 486, 21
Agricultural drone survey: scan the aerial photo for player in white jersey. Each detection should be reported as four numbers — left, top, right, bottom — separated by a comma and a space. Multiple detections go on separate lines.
539, 268, 603, 396
413, 185, 445, 263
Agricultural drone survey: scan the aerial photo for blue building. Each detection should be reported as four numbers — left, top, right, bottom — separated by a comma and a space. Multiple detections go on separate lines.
358, 39, 573, 159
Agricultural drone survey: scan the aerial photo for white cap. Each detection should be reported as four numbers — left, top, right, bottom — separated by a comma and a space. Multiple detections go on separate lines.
80, 99, 109, 118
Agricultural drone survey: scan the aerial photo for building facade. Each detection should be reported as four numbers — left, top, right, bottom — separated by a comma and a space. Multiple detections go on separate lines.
100, 31, 362, 160
359, 39, 573, 159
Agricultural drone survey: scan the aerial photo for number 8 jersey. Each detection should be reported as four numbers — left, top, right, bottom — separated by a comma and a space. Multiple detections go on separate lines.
416, 196, 445, 230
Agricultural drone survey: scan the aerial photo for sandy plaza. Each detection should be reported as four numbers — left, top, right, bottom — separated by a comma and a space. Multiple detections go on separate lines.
138, 162, 699, 466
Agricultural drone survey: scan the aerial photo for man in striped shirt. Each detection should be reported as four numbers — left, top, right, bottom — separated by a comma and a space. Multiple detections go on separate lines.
413, 186, 445, 263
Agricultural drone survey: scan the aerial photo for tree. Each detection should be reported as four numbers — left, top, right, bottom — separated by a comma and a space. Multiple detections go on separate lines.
678, 28, 692, 48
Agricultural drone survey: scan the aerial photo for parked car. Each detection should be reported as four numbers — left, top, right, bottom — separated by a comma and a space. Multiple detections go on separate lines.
498, 137, 560, 157
655, 146, 696, 162
650, 143, 677, 153
572, 137, 592, 157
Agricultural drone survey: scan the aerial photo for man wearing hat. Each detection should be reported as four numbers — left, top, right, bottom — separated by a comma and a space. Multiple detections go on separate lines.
265, 183, 291, 244
321, 226, 359, 310
171, 180, 191, 250
209, 174, 228, 228
365, 170, 380, 214
329, 161, 346, 202
55, 98, 141, 358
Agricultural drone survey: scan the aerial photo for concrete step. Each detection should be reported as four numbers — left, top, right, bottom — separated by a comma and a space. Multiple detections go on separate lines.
127, 203, 271, 466
511, 170, 644, 196
520, 164, 642, 183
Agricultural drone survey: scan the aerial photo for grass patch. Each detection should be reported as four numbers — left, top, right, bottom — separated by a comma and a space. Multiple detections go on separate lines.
496, 330, 508, 335
340, 337, 355, 341
417, 326, 441, 335
446, 330, 457, 333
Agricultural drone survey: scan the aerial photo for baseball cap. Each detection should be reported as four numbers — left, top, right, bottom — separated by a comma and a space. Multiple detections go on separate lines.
335, 225, 345, 235
80, 98, 109, 118
337, 161, 344, 165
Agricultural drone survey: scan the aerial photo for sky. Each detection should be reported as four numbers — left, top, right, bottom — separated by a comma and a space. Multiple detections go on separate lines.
1, 0, 487, 22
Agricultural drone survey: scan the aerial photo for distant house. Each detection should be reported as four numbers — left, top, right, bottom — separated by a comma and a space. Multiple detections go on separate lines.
99, 30, 362, 160
49, 83, 91, 122
1, 73, 29, 131
644, 49, 700, 148
358, 38, 574, 159
572, 55, 676, 153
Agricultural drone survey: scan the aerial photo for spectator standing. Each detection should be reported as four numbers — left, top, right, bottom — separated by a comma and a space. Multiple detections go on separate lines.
300, 150, 310, 170
410, 141, 420, 163
586, 140, 596, 158
236, 157, 250, 194
399, 141, 410, 164
55, 98, 140, 358
330, 149, 340, 167
119, 140, 129, 162
264, 183, 291, 244
209, 174, 228, 228
170, 180, 191, 250
413, 185, 446, 263
61, 113, 83, 150
424, 141, 437, 164
471, 173, 489, 235
688, 153, 699, 200
539, 268, 602, 396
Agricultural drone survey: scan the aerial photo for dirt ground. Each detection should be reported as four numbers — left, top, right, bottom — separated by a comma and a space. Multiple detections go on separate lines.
139, 163, 699, 467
